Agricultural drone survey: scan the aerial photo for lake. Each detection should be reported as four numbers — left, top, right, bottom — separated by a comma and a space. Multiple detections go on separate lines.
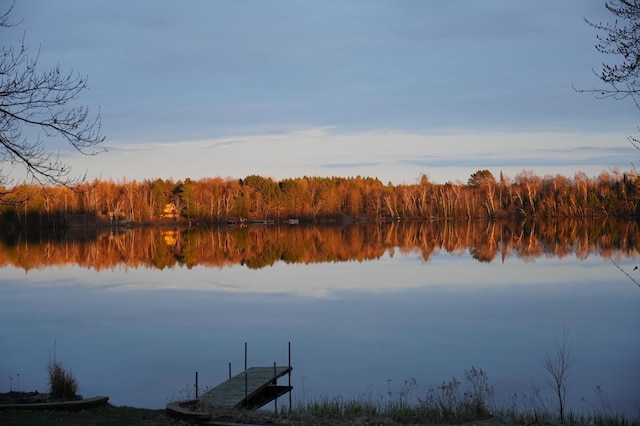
0, 221, 639, 415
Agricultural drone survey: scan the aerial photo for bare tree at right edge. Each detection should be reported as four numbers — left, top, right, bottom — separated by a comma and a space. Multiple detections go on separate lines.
543, 329, 574, 424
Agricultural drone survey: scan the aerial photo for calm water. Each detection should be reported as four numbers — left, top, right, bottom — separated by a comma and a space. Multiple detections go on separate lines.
1, 224, 639, 415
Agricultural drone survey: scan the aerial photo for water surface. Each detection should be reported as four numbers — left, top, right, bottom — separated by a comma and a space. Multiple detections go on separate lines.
1, 224, 638, 415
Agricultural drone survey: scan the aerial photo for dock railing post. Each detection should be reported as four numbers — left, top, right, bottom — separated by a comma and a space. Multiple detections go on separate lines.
195, 371, 199, 399
244, 342, 248, 408
288, 341, 292, 412
273, 362, 278, 413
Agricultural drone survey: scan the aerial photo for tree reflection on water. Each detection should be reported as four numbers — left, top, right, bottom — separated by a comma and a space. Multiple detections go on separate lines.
0, 218, 638, 272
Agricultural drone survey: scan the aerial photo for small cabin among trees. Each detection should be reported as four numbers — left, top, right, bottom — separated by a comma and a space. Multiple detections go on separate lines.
162, 203, 179, 219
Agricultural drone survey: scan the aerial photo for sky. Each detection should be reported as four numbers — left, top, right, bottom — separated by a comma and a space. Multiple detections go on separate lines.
5, 1, 640, 185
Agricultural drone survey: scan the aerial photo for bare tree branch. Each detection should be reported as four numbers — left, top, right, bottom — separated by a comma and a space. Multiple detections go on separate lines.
610, 256, 640, 287
580, 1, 640, 111
0, 2, 105, 188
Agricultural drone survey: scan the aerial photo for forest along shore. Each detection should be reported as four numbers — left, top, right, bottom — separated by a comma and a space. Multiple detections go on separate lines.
1, 170, 638, 231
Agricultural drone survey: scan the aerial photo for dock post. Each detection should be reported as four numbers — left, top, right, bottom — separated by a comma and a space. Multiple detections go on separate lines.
195, 371, 199, 399
228, 362, 232, 379
273, 362, 278, 413
288, 341, 292, 412
244, 342, 248, 408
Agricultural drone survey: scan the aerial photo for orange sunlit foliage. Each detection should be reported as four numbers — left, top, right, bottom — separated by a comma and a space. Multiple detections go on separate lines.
1, 170, 639, 228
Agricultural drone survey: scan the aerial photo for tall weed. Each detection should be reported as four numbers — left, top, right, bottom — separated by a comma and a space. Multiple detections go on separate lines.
47, 360, 78, 400
421, 366, 493, 420
47, 342, 78, 401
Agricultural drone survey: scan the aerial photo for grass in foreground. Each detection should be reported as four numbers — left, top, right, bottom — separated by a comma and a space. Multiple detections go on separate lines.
0, 405, 179, 426
278, 399, 639, 426
0, 402, 637, 426
275, 368, 639, 426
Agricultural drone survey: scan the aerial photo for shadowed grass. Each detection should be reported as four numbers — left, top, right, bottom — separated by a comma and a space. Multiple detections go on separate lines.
281, 397, 638, 426
278, 368, 639, 426
0, 405, 177, 426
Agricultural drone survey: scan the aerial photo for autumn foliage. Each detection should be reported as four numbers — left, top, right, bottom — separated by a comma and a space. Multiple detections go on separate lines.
1, 170, 639, 228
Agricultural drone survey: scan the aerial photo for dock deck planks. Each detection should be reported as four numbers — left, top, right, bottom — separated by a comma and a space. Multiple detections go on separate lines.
198, 366, 292, 409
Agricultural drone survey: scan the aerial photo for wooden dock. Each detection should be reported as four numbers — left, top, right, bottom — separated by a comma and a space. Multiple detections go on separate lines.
198, 366, 292, 409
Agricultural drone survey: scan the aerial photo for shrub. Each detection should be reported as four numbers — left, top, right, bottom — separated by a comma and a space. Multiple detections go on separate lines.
421, 366, 493, 421
48, 360, 78, 400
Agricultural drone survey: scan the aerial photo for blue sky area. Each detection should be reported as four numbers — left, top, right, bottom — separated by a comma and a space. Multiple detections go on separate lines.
6, 1, 639, 184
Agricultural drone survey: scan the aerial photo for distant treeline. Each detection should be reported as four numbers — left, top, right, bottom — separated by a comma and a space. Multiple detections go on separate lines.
1, 169, 639, 228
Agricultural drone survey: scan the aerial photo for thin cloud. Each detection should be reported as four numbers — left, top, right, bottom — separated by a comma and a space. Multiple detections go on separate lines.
321, 161, 383, 169
8, 2, 639, 185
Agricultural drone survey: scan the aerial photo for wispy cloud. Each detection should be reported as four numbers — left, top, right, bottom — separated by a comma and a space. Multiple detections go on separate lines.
9, 1, 639, 184
60, 128, 636, 184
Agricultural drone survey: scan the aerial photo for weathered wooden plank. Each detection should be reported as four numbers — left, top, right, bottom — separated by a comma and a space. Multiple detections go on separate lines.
198, 366, 292, 409
0, 396, 109, 411
165, 400, 210, 422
